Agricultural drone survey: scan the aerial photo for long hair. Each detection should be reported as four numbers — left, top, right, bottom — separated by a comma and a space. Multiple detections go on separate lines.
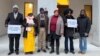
79, 9, 87, 17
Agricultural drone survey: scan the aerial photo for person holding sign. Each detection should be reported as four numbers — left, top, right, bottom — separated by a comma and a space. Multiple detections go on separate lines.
5, 5, 23, 55
77, 9, 91, 54
63, 8, 75, 54
23, 13, 38, 54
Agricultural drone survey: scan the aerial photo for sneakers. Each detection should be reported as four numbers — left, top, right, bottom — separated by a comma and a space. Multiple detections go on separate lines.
78, 51, 86, 54
78, 51, 82, 53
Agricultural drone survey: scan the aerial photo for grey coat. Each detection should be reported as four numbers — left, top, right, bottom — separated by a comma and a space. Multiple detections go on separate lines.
48, 15, 64, 36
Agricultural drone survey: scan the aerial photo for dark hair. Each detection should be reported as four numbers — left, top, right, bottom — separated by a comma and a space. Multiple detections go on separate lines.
28, 13, 33, 16
63, 8, 73, 16
40, 8, 44, 11
79, 9, 87, 17
70, 9, 73, 14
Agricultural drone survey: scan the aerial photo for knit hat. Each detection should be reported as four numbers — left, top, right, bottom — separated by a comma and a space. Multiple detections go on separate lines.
13, 5, 19, 9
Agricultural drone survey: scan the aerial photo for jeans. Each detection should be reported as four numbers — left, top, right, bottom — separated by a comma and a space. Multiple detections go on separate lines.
79, 37, 87, 52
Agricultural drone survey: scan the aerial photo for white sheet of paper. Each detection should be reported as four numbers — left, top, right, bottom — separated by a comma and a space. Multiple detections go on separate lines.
7, 25, 21, 34
67, 19, 77, 28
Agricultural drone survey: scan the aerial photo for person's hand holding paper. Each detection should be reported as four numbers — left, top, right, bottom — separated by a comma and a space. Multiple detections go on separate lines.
67, 19, 78, 28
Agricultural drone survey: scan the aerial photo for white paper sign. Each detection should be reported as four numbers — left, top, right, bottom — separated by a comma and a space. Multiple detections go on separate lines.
7, 25, 21, 34
67, 19, 77, 28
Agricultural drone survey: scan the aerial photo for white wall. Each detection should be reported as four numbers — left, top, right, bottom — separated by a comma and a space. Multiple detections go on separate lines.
91, 0, 100, 47
12, 0, 37, 16
69, 0, 92, 18
84, 0, 92, 5
37, 0, 57, 16
0, 0, 12, 36
69, 0, 84, 18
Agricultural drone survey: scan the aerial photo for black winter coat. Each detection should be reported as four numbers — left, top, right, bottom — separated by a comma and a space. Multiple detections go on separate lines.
5, 12, 23, 25
64, 16, 75, 37
5, 12, 23, 37
77, 16, 91, 37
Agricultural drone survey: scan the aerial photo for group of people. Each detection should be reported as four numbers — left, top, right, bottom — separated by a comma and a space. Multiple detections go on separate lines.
5, 5, 91, 55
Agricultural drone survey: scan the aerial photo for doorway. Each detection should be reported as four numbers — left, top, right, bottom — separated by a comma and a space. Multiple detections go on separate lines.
24, 2, 33, 17
57, 0, 69, 16
84, 5, 92, 23
57, 5, 69, 16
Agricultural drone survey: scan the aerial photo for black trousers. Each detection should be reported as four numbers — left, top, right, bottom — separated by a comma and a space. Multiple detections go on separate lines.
50, 32, 60, 51
65, 36, 74, 52
8, 34, 20, 52
46, 34, 49, 47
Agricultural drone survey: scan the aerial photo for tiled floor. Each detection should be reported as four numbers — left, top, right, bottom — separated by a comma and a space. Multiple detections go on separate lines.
0, 35, 100, 56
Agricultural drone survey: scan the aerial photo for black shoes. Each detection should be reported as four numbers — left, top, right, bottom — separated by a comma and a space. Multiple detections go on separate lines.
37, 49, 41, 52
50, 50, 54, 54
8, 51, 19, 55
37, 49, 46, 53
56, 51, 59, 55
8, 52, 14, 55
65, 50, 68, 54
46, 46, 49, 50
15, 51, 19, 55
43, 50, 46, 52
50, 50, 60, 55
65, 50, 75, 54
25, 52, 33, 55
70, 51, 75, 54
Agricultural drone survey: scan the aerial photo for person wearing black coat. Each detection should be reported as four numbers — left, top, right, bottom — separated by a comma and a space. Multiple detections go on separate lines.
77, 9, 91, 54
63, 8, 75, 54
5, 5, 23, 55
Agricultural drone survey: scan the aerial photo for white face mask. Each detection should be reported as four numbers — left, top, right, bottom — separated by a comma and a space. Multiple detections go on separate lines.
26, 16, 35, 24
